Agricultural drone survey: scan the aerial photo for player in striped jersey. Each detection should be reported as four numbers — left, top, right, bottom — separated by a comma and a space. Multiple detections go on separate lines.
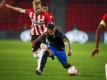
5, 2, 54, 73
42, 3, 54, 22
92, 13, 107, 56
32, 1, 54, 22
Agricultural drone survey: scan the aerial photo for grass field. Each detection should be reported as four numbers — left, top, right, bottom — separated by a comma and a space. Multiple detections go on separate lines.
0, 40, 107, 80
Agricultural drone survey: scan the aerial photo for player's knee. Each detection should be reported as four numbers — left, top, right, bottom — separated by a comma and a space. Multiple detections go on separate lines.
62, 63, 71, 69
40, 43, 47, 51
32, 49, 40, 58
43, 51, 49, 57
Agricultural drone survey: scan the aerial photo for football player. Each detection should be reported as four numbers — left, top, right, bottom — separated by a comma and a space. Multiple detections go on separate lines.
5, 2, 53, 72
92, 13, 107, 56
33, 23, 72, 75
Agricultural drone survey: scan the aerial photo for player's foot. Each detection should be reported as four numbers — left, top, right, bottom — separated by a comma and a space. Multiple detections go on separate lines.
51, 56, 54, 60
75, 68, 80, 75
35, 70, 42, 75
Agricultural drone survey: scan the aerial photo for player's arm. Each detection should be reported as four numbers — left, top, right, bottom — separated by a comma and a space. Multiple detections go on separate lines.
64, 37, 72, 56
50, 14, 54, 22
58, 29, 72, 56
5, 4, 26, 13
44, 12, 54, 26
32, 33, 47, 47
92, 20, 105, 57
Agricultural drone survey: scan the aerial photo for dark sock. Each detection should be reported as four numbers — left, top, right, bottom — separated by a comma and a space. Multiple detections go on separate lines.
51, 56, 54, 60
62, 63, 71, 69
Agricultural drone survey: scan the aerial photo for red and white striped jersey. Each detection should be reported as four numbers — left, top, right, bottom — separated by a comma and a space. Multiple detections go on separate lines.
25, 9, 51, 35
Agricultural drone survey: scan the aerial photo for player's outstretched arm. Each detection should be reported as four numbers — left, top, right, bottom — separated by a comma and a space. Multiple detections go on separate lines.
32, 33, 46, 47
64, 37, 72, 56
5, 4, 26, 13
91, 24, 104, 57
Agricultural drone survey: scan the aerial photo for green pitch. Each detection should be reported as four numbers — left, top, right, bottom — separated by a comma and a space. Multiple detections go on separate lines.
0, 40, 106, 80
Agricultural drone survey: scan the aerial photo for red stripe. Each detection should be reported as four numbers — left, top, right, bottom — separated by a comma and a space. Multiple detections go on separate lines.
36, 25, 41, 35
34, 27, 36, 35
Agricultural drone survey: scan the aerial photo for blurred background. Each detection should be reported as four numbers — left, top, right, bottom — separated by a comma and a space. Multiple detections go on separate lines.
0, 1, 107, 80
0, 0, 107, 43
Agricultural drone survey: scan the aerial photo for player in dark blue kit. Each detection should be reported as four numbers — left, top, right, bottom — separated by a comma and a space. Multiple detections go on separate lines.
33, 23, 72, 75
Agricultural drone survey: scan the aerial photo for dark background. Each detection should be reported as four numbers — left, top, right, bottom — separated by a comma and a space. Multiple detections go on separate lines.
0, 0, 107, 41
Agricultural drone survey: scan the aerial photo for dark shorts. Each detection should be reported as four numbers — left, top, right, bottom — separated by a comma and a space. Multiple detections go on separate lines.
31, 35, 46, 52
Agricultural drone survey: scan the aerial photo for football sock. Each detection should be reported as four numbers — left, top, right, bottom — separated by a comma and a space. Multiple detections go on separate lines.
39, 51, 49, 72
62, 63, 71, 69
37, 49, 45, 71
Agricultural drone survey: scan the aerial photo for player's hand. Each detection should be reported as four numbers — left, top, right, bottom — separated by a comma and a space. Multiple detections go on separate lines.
5, 4, 12, 8
32, 41, 35, 48
68, 48, 72, 56
91, 48, 99, 57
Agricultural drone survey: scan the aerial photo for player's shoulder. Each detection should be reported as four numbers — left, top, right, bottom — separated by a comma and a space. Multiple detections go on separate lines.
102, 13, 107, 19
103, 13, 107, 16
48, 12, 54, 16
41, 11, 49, 16
26, 8, 34, 12
100, 13, 107, 27
43, 32, 49, 37
25, 8, 35, 15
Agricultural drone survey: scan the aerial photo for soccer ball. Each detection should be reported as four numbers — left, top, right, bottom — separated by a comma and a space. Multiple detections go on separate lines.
68, 66, 78, 76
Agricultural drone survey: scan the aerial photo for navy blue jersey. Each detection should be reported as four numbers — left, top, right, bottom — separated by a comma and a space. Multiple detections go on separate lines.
34, 29, 66, 50
46, 29, 66, 50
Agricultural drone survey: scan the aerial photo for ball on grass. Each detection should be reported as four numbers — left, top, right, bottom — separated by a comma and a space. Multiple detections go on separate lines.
68, 66, 78, 76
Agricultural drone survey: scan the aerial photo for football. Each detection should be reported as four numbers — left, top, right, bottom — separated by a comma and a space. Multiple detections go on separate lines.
68, 66, 78, 76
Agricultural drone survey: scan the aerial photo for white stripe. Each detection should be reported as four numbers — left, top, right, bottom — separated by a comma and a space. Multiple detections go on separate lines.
34, 14, 39, 35
41, 16, 46, 33
30, 27, 34, 35
37, 15, 45, 34
29, 12, 33, 18
106, 64, 107, 80
37, 15, 42, 34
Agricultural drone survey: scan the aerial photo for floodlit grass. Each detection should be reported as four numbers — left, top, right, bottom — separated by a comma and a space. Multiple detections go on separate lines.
0, 40, 106, 80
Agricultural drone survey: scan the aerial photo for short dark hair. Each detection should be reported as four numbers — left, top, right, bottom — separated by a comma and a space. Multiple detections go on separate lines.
42, 3, 47, 7
47, 23, 55, 30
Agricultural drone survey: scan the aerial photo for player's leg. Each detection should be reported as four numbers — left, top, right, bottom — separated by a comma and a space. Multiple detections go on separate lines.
55, 50, 71, 69
31, 35, 40, 58
36, 43, 48, 74
31, 36, 48, 75
36, 50, 49, 75
31, 35, 44, 75
36, 46, 55, 75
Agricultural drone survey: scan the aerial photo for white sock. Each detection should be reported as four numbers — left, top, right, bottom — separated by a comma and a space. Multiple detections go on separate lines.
105, 64, 107, 80
37, 49, 45, 71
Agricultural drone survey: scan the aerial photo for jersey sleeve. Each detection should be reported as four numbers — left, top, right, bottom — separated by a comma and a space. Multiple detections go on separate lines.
49, 12, 54, 23
34, 33, 46, 44
56, 29, 66, 39
100, 13, 107, 27
25, 9, 31, 15
44, 12, 54, 26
